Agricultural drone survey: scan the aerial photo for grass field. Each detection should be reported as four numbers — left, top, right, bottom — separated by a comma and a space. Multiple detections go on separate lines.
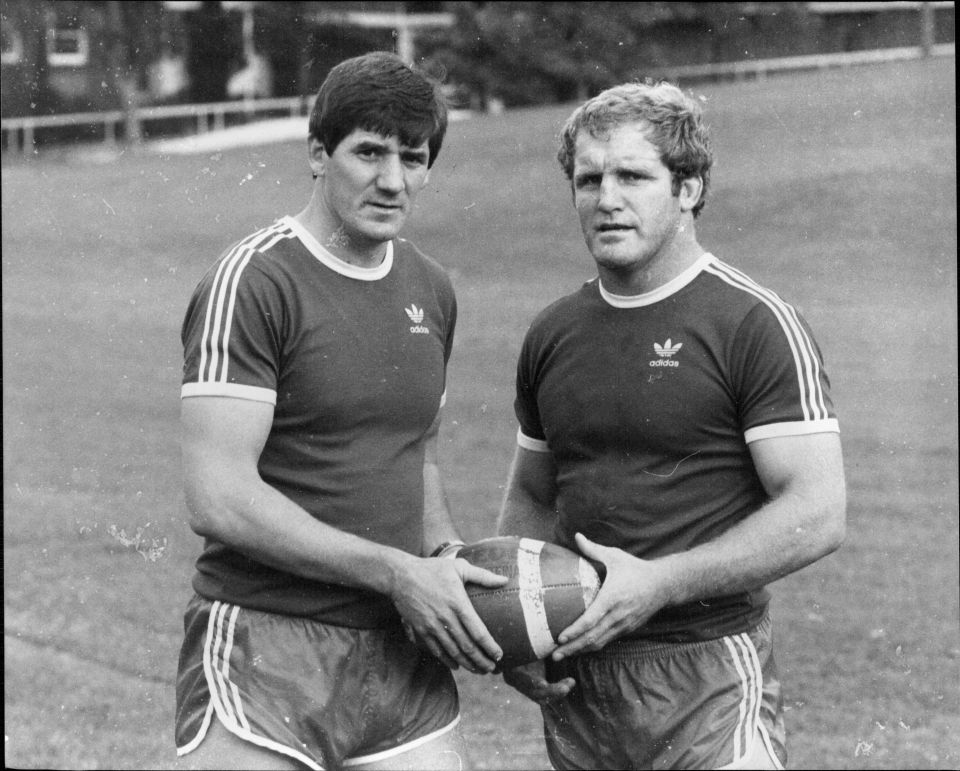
3, 56, 957, 770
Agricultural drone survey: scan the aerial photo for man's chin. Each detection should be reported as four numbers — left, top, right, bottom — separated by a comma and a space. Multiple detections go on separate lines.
592, 248, 644, 271
354, 219, 405, 244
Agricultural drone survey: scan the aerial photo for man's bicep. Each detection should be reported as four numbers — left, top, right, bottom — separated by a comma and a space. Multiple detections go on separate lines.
181, 396, 275, 535
749, 431, 846, 511
509, 445, 558, 502
181, 396, 274, 474
498, 445, 559, 541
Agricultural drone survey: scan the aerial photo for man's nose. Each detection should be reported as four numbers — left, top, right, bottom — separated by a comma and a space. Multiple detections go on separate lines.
597, 176, 622, 211
377, 156, 405, 193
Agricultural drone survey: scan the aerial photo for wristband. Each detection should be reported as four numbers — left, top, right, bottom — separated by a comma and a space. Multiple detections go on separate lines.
429, 540, 465, 559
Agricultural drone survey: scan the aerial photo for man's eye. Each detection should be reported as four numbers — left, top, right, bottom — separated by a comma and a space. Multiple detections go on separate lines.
356, 146, 382, 159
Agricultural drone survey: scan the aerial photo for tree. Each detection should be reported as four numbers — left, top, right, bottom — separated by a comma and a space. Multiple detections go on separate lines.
418, 2, 703, 106
417, 2, 811, 108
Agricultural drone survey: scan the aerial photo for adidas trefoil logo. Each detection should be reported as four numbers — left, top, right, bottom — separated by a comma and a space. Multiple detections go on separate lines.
405, 304, 429, 334
654, 339, 682, 357
650, 338, 682, 367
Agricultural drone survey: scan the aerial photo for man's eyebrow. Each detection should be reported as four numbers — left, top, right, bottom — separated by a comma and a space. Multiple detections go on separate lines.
352, 137, 427, 159
573, 161, 601, 177
576, 158, 657, 173
354, 137, 389, 150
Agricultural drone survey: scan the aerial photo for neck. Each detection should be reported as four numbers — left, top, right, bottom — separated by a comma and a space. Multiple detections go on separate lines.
293, 202, 387, 269
599, 222, 704, 296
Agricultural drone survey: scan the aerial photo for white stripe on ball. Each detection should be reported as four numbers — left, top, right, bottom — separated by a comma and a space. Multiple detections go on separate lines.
578, 557, 601, 607
517, 538, 556, 658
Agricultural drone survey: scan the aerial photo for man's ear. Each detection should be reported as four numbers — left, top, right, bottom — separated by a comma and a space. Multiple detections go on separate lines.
678, 175, 703, 213
308, 137, 326, 179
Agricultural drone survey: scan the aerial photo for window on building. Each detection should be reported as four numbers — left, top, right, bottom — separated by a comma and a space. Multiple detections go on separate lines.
1, 18, 24, 64
46, 27, 89, 67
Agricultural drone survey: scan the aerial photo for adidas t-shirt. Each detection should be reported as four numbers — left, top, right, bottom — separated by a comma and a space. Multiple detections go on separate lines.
181, 216, 457, 627
515, 253, 839, 641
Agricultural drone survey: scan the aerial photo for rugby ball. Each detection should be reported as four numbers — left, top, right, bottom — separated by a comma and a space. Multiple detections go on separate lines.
459, 536, 603, 669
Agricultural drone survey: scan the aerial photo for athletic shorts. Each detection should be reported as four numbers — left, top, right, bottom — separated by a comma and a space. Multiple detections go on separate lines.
175, 594, 460, 770
541, 614, 787, 770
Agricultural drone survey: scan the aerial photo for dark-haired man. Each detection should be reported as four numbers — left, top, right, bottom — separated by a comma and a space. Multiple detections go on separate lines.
174, 51, 506, 770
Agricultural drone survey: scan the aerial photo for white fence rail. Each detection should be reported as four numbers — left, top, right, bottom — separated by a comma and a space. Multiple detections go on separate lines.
654, 42, 955, 82
1, 43, 954, 157
1, 95, 313, 156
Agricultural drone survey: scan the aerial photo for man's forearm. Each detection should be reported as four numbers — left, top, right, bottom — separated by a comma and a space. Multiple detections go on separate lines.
654, 433, 847, 606
653, 490, 846, 609
186, 468, 419, 597
551, 488, 845, 659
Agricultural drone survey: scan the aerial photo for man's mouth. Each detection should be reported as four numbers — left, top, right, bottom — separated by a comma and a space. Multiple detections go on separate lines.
367, 201, 402, 212
596, 223, 632, 232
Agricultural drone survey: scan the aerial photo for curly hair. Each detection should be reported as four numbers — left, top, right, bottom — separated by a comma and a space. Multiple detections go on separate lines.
557, 81, 713, 217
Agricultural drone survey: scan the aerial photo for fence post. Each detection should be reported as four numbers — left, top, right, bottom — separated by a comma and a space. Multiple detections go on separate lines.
920, 2, 935, 57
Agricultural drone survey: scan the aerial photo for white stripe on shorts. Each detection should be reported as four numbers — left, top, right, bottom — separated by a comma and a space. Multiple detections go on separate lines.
343, 714, 462, 767
720, 630, 770, 768
200, 600, 324, 770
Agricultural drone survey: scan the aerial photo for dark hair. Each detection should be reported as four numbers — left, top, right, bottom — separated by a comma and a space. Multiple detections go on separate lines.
557, 81, 713, 217
308, 51, 448, 168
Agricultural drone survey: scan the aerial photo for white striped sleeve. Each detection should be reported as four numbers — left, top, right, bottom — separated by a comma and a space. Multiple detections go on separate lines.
182, 222, 293, 402
705, 261, 837, 436
195, 223, 289, 387
181, 382, 277, 404
744, 418, 839, 443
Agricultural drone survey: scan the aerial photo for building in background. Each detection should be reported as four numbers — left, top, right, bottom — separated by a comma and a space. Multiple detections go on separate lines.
0, 0, 453, 119
1, 1, 955, 121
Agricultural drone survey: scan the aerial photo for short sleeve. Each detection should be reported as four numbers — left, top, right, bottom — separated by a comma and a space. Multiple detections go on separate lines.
181, 256, 282, 404
732, 302, 839, 443
514, 329, 549, 450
